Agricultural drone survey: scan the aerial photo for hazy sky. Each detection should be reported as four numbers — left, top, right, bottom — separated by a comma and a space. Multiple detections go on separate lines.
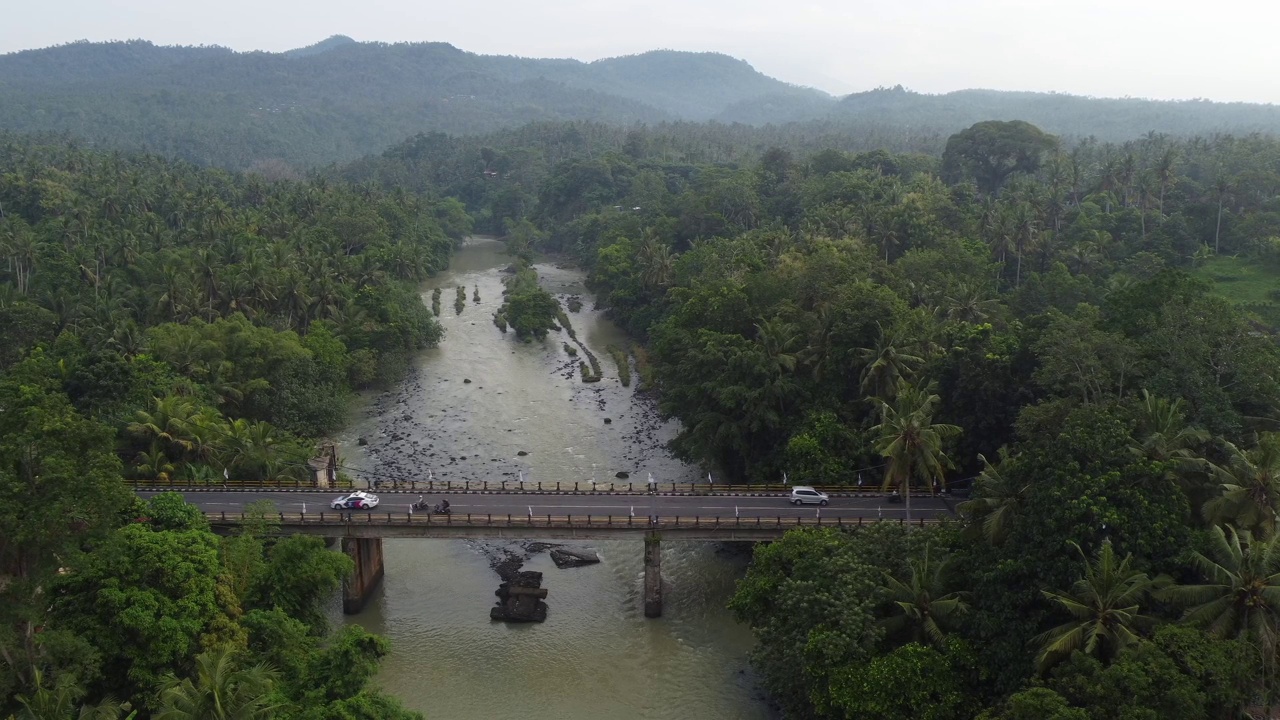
4, 0, 1279, 104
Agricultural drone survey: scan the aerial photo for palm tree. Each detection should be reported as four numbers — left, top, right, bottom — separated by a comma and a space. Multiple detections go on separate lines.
1158, 525, 1280, 707
941, 283, 999, 324
1129, 390, 1210, 487
1202, 434, 1280, 537
1035, 541, 1167, 673
754, 316, 800, 375
1213, 177, 1232, 254
129, 396, 203, 457
14, 670, 132, 720
154, 647, 278, 720
958, 452, 1028, 544
871, 383, 961, 525
881, 544, 969, 647
637, 236, 675, 292
857, 324, 923, 401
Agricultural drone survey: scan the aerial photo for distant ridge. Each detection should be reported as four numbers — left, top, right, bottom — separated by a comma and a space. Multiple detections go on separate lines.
0, 38, 1278, 168
283, 34, 357, 58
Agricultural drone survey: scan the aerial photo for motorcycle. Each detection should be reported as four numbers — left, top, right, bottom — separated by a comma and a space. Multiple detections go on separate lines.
411, 496, 452, 514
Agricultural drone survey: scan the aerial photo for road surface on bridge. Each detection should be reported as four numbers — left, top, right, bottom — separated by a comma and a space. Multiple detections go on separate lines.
139, 490, 954, 520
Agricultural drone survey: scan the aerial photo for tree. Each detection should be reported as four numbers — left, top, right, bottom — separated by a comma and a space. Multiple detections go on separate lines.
51, 522, 231, 701
12, 670, 131, 720
1201, 434, 1280, 536
941, 121, 1058, 194
960, 452, 1030, 544
881, 544, 969, 647
729, 527, 888, 718
154, 647, 278, 720
857, 324, 923, 400
872, 384, 961, 524
1159, 525, 1280, 704
830, 641, 976, 720
1036, 541, 1167, 673
0, 355, 131, 695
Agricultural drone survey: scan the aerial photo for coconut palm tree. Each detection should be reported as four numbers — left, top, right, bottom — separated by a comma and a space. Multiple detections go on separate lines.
871, 383, 961, 525
1129, 390, 1210, 488
1158, 525, 1280, 707
958, 452, 1028, 544
941, 283, 999, 324
1202, 434, 1280, 537
154, 647, 278, 720
881, 544, 969, 647
1035, 541, 1167, 673
14, 670, 132, 720
856, 324, 923, 401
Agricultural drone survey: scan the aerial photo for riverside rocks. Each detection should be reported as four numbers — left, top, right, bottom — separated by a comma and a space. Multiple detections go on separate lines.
491, 571, 548, 623
549, 548, 601, 569
481, 541, 599, 622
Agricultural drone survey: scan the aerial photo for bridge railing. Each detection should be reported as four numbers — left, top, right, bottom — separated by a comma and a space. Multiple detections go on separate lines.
203, 511, 942, 530
136, 478, 942, 496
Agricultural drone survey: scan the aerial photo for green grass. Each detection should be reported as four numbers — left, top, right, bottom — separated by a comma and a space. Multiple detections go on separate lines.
1191, 256, 1280, 305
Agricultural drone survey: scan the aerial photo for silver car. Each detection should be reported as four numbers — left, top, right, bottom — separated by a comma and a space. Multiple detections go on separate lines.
789, 486, 829, 506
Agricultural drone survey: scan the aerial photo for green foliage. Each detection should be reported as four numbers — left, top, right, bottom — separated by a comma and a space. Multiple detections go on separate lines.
497, 266, 561, 341
942, 120, 1058, 193
52, 523, 229, 701
248, 536, 352, 633
730, 524, 946, 718
830, 640, 977, 720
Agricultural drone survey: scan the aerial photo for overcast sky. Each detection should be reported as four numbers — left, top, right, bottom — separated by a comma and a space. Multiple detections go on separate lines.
4, 0, 1278, 104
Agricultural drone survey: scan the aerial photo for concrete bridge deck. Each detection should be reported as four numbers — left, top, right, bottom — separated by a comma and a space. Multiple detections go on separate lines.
204, 510, 944, 540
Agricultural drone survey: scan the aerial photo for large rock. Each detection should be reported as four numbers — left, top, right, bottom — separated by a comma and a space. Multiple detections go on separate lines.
491, 570, 548, 623
550, 548, 600, 569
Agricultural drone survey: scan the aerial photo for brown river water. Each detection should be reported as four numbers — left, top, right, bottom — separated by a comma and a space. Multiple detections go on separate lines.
331, 237, 774, 720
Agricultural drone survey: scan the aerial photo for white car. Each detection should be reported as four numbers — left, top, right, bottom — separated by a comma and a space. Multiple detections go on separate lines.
790, 486, 829, 506
331, 491, 380, 510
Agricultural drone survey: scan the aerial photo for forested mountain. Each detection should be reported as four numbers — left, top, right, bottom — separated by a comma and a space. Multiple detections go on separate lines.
836, 85, 1280, 140
0, 39, 816, 168
5, 38, 1280, 172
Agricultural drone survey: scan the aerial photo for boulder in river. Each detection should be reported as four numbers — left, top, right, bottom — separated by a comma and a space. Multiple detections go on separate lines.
491, 571, 548, 623
615, 471, 630, 479
549, 548, 601, 569
517, 450, 529, 456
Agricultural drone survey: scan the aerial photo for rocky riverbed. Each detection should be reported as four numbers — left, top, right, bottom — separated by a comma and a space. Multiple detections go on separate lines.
337, 245, 698, 491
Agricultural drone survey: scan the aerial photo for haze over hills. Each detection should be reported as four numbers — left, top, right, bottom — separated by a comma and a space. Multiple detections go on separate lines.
2, 36, 1279, 169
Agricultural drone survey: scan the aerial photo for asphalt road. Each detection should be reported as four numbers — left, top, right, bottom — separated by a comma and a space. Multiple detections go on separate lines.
140, 490, 954, 520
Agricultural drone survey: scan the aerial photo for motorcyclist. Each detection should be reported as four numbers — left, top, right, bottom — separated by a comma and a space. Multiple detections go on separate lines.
439, 498, 451, 514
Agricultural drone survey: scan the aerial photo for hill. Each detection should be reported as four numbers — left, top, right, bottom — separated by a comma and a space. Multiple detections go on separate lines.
834, 85, 1280, 139
0, 39, 817, 168
3, 39, 1280, 170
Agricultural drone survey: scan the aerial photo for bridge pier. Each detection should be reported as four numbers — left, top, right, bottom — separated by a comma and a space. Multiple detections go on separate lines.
342, 537, 385, 614
643, 531, 662, 618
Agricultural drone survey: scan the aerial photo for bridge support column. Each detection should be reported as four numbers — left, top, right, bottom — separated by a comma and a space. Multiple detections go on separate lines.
643, 531, 662, 618
342, 537, 385, 614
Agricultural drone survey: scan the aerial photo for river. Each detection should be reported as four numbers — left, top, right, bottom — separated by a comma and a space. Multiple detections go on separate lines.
333, 237, 774, 720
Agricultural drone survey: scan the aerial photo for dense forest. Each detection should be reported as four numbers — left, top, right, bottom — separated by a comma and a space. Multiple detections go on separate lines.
5, 38, 1280, 169
0, 135, 469, 717
346, 117, 1280, 716
5, 34, 1280, 715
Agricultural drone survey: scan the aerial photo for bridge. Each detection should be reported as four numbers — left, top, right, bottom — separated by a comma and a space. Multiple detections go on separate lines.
140, 487, 955, 617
